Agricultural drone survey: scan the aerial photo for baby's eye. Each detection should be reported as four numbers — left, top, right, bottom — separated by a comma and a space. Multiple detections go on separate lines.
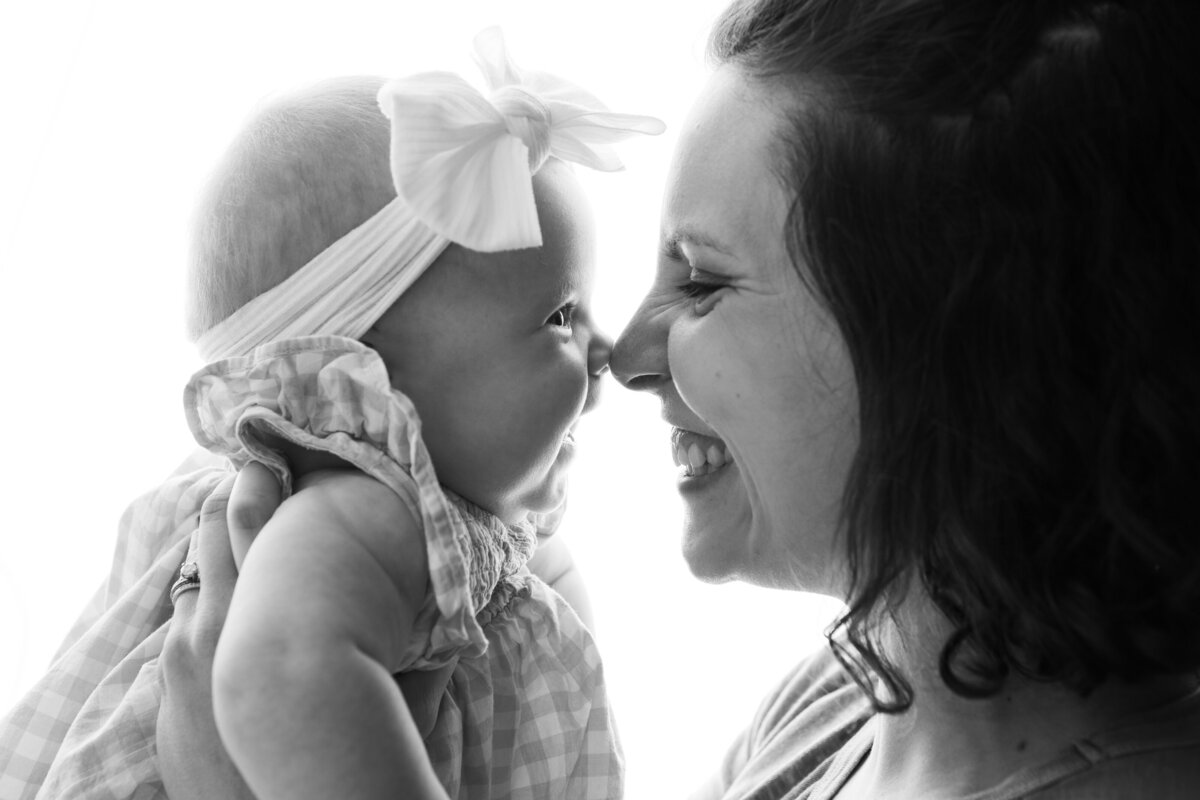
547, 304, 576, 328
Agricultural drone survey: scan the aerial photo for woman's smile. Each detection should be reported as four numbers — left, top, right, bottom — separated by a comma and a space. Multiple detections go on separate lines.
670, 427, 733, 479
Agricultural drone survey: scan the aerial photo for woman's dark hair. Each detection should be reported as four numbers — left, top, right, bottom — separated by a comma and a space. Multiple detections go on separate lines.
711, 0, 1200, 712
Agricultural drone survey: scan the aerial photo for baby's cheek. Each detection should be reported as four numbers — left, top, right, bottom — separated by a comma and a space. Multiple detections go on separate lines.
548, 355, 590, 424
500, 357, 584, 467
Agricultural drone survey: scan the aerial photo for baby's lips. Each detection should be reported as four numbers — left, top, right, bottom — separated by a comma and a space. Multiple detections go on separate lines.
583, 373, 604, 416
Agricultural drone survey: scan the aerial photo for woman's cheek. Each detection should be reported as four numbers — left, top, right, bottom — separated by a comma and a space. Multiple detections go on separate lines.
667, 309, 745, 424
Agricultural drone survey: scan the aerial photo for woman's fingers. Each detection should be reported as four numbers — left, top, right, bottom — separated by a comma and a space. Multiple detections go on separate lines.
192, 474, 239, 630
227, 461, 283, 571
162, 463, 285, 691
167, 531, 203, 625
157, 471, 266, 800
160, 475, 234, 695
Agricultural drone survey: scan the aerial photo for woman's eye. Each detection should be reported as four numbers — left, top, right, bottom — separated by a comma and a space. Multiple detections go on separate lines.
661, 242, 727, 302
547, 305, 576, 328
679, 279, 721, 299
678, 265, 728, 300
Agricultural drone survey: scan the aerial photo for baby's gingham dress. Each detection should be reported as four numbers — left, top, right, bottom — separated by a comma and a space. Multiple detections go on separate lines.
0, 336, 622, 799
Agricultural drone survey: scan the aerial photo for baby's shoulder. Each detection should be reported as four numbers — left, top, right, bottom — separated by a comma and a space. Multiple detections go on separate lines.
282, 469, 425, 570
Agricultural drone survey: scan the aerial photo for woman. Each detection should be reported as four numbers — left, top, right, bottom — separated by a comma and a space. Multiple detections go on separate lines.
160, 0, 1200, 797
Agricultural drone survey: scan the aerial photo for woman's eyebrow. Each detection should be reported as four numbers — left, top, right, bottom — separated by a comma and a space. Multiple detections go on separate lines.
664, 225, 737, 258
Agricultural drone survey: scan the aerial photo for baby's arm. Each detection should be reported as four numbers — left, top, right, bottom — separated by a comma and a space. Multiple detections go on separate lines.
212, 469, 448, 800
528, 534, 595, 631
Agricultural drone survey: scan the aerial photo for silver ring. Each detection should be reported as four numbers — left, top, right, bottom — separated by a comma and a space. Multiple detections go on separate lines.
170, 561, 200, 605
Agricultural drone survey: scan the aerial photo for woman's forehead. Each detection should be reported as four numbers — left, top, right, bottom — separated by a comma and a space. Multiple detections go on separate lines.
662, 67, 792, 262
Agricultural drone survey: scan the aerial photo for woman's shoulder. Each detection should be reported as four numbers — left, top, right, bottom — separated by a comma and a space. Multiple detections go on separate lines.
697, 646, 874, 800
1015, 680, 1200, 800
1022, 745, 1200, 799
751, 645, 871, 744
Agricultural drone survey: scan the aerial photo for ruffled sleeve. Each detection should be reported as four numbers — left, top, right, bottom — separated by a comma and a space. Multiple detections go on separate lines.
184, 335, 533, 668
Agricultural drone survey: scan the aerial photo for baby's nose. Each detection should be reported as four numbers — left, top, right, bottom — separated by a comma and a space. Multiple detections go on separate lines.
588, 329, 613, 379
583, 331, 612, 415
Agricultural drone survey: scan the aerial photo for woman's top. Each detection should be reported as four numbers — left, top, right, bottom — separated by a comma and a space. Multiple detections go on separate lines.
699, 645, 1200, 800
0, 336, 621, 800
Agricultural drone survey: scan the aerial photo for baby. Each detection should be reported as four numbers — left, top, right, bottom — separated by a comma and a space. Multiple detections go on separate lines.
0, 29, 662, 800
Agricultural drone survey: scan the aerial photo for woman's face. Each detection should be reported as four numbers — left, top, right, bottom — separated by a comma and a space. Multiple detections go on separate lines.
611, 67, 859, 593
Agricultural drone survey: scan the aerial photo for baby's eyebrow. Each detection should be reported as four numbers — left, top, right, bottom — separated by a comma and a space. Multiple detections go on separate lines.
537, 274, 578, 308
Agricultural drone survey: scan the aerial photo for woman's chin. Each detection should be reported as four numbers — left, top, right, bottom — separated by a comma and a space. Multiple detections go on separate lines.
680, 542, 739, 583
678, 461, 753, 582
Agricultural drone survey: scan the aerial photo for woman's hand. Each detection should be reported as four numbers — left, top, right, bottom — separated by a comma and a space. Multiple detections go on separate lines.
156, 460, 457, 798
157, 463, 281, 800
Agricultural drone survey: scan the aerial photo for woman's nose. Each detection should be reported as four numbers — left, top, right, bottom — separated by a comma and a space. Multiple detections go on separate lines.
610, 299, 669, 392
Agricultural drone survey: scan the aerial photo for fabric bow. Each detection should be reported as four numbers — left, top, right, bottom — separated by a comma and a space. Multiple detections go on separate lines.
195, 29, 664, 362
378, 27, 666, 251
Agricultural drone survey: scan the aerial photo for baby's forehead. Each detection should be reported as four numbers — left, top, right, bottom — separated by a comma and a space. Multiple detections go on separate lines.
449, 235, 585, 305
531, 160, 594, 251
434, 161, 594, 296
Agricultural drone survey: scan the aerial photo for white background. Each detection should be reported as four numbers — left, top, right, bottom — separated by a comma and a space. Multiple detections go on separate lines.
0, 2, 843, 796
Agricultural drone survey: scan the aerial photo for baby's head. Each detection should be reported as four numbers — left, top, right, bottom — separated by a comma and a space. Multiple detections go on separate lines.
187, 76, 395, 339
188, 77, 611, 524
365, 160, 609, 524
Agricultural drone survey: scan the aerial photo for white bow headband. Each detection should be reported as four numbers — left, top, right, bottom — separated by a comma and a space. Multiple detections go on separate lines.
195, 27, 665, 362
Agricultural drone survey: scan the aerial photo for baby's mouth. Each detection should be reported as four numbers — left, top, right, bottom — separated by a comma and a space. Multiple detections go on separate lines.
671, 428, 733, 478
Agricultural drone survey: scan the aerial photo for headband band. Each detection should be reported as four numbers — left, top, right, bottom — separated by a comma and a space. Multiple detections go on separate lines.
195, 28, 664, 362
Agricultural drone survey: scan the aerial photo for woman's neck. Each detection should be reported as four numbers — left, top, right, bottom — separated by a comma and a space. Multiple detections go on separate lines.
841, 592, 1197, 800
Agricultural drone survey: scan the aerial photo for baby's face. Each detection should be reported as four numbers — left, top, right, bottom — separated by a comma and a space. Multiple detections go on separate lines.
365, 161, 610, 524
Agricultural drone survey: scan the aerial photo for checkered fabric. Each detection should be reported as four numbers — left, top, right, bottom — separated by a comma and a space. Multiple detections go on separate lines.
0, 336, 622, 799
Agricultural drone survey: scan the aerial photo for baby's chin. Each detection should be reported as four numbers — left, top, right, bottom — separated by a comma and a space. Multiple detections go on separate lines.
517, 478, 570, 524
529, 494, 569, 538
437, 435, 575, 526
441, 476, 567, 530
510, 464, 572, 526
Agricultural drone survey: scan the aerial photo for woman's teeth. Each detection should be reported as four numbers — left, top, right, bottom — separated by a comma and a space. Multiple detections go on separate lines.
671, 429, 732, 477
